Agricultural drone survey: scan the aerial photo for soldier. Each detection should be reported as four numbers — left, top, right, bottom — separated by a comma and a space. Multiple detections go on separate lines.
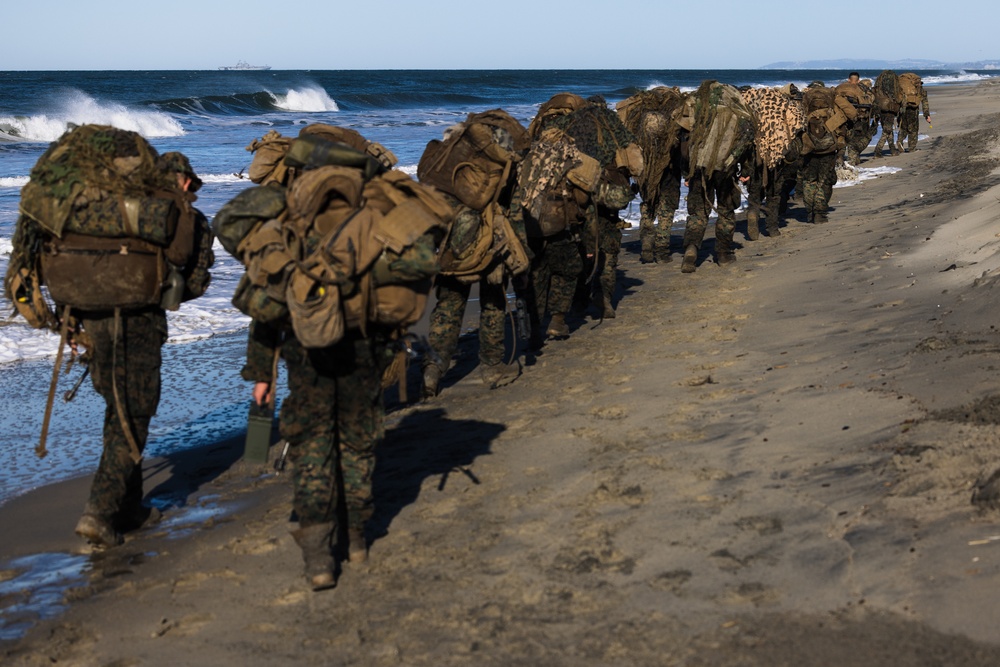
836, 73, 878, 165
617, 87, 687, 264
799, 81, 857, 223
873, 70, 904, 158
677, 82, 754, 273
75, 152, 211, 548
897, 72, 931, 152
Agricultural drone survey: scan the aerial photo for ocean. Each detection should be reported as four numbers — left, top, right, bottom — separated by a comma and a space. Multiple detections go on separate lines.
0, 68, 992, 505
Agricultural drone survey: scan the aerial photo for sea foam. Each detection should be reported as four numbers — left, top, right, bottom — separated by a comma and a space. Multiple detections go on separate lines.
271, 87, 339, 112
0, 90, 184, 142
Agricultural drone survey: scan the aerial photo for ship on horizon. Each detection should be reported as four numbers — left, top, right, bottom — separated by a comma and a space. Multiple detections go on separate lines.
218, 60, 271, 71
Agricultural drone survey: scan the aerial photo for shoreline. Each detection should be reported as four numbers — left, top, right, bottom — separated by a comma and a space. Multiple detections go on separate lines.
5, 81, 1000, 664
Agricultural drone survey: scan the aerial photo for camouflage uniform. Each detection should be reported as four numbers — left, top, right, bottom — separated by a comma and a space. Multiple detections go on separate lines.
898, 86, 930, 152
744, 154, 783, 238
425, 276, 508, 378
639, 162, 682, 261
80, 308, 166, 528
242, 322, 392, 535
682, 169, 741, 264
593, 205, 623, 317
874, 110, 900, 157
800, 152, 838, 222
529, 231, 583, 331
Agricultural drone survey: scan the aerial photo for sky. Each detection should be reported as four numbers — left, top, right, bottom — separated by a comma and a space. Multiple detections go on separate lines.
2, 0, 996, 70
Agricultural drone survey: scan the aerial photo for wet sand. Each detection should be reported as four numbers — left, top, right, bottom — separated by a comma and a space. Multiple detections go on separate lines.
5, 82, 1000, 665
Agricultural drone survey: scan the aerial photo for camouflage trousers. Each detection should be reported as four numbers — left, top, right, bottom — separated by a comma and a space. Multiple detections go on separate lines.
874, 111, 899, 155
898, 107, 921, 152
746, 161, 782, 231
846, 116, 878, 165
426, 274, 508, 372
80, 308, 166, 521
639, 166, 681, 259
279, 331, 389, 530
529, 232, 583, 318
800, 152, 839, 216
596, 208, 623, 305
683, 170, 740, 252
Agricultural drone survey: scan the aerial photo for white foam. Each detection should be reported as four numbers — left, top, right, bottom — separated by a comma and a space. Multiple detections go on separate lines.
0, 176, 28, 188
272, 87, 339, 113
0, 238, 12, 257
834, 164, 902, 188
924, 71, 997, 85
0, 90, 184, 142
200, 173, 250, 184
397, 164, 418, 176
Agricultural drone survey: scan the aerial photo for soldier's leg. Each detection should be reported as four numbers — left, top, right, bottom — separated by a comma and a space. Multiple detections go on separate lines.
638, 199, 656, 263
78, 312, 163, 545
529, 237, 551, 319
477, 279, 509, 368
335, 335, 386, 562
423, 277, 470, 397
596, 212, 622, 318
682, 174, 709, 273
714, 173, 739, 263
546, 235, 583, 336
655, 168, 681, 262
745, 162, 763, 241
764, 169, 782, 236
813, 153, 838, 222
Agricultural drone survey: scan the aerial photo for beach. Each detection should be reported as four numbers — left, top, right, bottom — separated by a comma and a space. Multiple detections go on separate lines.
4, 80, 1000, 665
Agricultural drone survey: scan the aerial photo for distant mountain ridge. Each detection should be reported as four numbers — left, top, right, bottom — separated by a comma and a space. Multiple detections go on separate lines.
759, 59, 1000, 70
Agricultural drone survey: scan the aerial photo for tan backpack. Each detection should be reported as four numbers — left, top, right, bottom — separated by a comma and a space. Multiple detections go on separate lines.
517, 128, 600, 238
220, 136, 454, 348
898, 73, 923, 108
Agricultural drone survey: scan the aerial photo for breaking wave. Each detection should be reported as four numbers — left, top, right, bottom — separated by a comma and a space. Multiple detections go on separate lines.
271, 86, 339, 112
923, 71, 997, 85
0, 90, 184, 142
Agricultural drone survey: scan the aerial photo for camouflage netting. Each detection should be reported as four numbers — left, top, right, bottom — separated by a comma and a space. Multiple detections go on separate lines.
617, 87, 685, 198
546, 101, 636, 168
19, 125, 171, 237
527, 93, 588, 139
741, 87, 806, 170
687, 81, 755, 178
874, 70, 904, 111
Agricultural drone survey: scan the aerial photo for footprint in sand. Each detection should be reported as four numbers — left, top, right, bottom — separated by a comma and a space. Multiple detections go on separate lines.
590, 405, 629, 420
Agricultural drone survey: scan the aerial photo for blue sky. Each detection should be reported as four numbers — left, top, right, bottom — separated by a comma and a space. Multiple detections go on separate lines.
3, 0, 995, 69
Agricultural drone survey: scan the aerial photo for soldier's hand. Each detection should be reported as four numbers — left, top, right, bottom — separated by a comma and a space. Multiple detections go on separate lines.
253, 381, 272, 407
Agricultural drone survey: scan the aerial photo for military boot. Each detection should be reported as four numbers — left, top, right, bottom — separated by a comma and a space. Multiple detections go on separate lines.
292, 523, 336, 590
546, 313, 569, 338
480, 361, 520, 389
680, 244, 698, 274
75, 512, 123, 549
347, 526, 368, 565
814, 211, 829, 223
766, 220, 782, 237
422, 363, 443, 400
745, 210, 760, 241
639, 233, 655, 264
654, 241, 672, 263
715, 239, 736, 266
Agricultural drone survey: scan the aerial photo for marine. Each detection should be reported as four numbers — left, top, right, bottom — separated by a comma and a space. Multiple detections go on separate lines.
897, 72, 931, 153
799, 81, 857, 223
836, 72, 878, 166
873, 70, 905, 158
4, 127, 213, 548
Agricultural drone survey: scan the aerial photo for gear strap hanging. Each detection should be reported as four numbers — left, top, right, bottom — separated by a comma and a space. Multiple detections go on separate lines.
37, 304, 71, 459
111, 307, 143, 464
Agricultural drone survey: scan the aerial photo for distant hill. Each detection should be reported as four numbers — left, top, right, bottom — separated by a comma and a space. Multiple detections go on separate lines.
759, 59, 1000, 70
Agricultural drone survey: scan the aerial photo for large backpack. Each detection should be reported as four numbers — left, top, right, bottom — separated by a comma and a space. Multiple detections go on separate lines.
216, 130, 454, 348
418, 110, 531, 282
617, 87, 685, 199
874, 70, 904, 113
417, 109, 528, 212
741, 87, 806, 170
527, 92, 588, 139
682, 81, 755, 178
8, 125, 205, 317
517, 128, 601, 238
898, 73, 924, 108
800, 86, 849, 155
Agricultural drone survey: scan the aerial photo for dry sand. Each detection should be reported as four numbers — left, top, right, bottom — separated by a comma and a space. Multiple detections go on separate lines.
4, 82, 1000, 666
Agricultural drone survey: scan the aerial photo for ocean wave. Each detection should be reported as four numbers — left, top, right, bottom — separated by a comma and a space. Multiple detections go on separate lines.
0, 90, 184, 142
271, 86, 339, 112
0, 176, 28, 188
923, 71, 997, 85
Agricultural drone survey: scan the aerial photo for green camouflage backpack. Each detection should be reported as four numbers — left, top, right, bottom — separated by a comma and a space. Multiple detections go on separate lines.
874, 70, 903, 113
683, 81, 755, 178
8, 125, 207, 316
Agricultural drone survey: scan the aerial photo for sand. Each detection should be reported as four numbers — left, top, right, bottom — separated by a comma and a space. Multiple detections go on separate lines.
4, 81, 1000, 666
